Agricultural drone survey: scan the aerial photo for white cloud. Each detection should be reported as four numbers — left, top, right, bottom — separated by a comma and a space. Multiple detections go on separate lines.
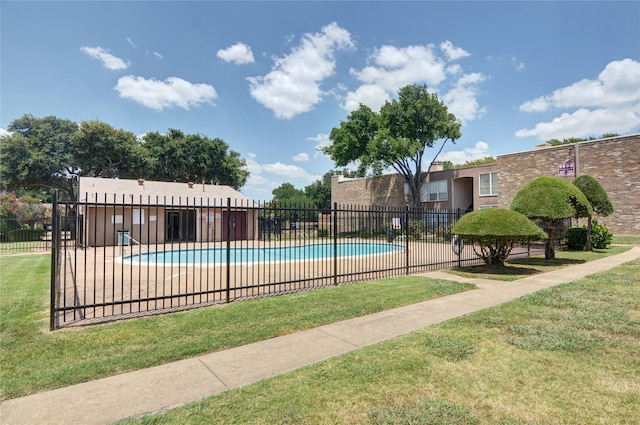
153, 52, 163, 59
517, 58, 640, 139
0, 128, 12, 138
307, 133, 331, 157
262, 162, 319, 181
115, 75, 217, 110
349, 45, 446, 94
127, 37, 136, 47
439, 141, 491, 164
217, 42, 255, 65
443, 72, 487, 123
80, 46, 129, 70
342, 84, 390, 113
440, 41, 470, 61
342, 43, 485, 122
511, 56, 525, 71
515, 107, 640, 141
293, 153, 309, 162
248, 22, 354, 119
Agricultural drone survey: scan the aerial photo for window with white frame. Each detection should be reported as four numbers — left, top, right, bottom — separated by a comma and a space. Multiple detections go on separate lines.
421, 180, 448, 202
479, 172, 498, 196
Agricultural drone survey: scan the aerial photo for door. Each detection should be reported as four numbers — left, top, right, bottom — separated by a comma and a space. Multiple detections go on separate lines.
222, 211, 247, 241
167, 212, 180, 241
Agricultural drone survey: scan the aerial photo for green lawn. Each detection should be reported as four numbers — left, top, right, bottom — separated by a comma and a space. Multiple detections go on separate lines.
121, 256, 640, 425
448, 245, 631, 281
0, 254, 473, 400
2, 244, 638, 424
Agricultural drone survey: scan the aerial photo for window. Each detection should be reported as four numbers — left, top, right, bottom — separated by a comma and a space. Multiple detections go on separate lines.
479, 172, 498, 196
421, 180, 448, 202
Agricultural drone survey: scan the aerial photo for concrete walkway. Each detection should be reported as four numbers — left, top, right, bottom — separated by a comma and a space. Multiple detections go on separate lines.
2, 247, 639, 425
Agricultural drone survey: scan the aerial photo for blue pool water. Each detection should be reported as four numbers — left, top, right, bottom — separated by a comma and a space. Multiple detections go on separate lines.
125, 242, 404, 265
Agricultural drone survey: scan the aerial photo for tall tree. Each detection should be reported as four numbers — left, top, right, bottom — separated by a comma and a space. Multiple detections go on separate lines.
511, 176, 592, 259
272, 183, 310, 205
71, 120, 146, 179
573, 175, 613, 250
0, 114, 80, 200
323, 84, 461, 207
142, 129, 249, 189
304, 171, 334, 209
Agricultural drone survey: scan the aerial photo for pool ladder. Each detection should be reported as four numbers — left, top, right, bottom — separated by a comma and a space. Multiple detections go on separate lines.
121, 234, 144, 256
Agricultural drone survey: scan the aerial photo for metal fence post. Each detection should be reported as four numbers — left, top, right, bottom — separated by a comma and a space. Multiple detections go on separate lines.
404, 206, 410, 275
226, 197, 231, 303
333, 202, 338, 286
49, 190, 58, 331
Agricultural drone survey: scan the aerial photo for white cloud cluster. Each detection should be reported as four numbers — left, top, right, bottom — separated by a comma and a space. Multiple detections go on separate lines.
292, 153, 310, 162
217, 42, 255, 65
440, 41, 470, 61
241, 153, 321, 200
439, 141, 491, 164
81, 46, 129, 70
342, 41, 485, 123
517, 58, 640, 140
307, 133, 331, 157
115, 76, 217, 110
443, 73, 487, 123
248, 22, 354, 119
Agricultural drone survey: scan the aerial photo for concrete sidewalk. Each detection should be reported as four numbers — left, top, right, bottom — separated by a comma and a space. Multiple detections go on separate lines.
2, 247, 639, 425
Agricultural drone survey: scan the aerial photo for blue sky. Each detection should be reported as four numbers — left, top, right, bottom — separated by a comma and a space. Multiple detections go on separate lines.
2, 1, 639, 201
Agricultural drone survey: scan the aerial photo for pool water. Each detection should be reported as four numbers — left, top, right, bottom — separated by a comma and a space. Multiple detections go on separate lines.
125, 242, 404, 265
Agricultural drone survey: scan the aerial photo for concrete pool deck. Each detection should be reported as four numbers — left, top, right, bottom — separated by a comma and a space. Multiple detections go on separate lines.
2, 246, 639, 425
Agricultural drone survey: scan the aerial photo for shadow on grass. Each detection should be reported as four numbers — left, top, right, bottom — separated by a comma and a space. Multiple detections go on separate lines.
508, 257, 586, 267
452, 257, 587, 280
455, 264, 540, 277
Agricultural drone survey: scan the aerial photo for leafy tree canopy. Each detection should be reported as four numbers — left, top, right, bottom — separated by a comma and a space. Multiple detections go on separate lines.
572, 174, 613, 251
323, 84, 461, 207
572, 175, 613, 217
511, 176, 592, 220
142, 129, 248, 189
1, 114, 80, 199
442, 156, 496, 170
271, 183, 311, 205
544, 133, 619, 146
1, 115, 250, 199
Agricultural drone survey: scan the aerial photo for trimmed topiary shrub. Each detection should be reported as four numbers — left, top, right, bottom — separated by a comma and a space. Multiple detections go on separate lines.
565, 227, 587, 250
452, 208, 547, 266
511, 176, 592, 259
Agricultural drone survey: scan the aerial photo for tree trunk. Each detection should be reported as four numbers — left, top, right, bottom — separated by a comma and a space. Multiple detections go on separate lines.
585, 216, 593, 251
545, 238, 555, 259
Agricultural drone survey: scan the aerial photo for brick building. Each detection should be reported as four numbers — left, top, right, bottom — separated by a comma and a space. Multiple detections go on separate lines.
331, 134, 639, 235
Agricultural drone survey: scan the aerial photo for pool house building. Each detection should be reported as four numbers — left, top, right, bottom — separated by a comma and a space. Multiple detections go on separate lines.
77, 177, 256, 247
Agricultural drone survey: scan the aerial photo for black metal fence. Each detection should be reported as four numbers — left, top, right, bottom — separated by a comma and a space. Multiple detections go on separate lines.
49, 193, 544, 329
0, 219, 51, 253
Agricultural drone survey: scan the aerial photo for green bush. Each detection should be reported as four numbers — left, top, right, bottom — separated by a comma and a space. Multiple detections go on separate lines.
591, 220, 613, 249
408, 220, 426, 240
566, 227, 587, 250
6, 228, 46, 242
317, 228, 329, 238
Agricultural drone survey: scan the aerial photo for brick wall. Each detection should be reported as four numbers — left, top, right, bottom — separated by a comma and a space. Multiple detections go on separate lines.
332, 174, 406, 206
498, 134, 640, 235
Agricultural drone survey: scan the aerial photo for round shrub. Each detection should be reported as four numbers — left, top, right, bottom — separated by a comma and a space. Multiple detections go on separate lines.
452, 208, 547, 266
565, 227, 587, 250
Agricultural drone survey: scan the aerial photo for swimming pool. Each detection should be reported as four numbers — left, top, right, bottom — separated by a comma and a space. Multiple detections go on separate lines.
125, 242, 404, 265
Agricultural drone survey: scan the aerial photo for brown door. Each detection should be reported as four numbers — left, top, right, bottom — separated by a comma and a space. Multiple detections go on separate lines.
222, 211, 247, 241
